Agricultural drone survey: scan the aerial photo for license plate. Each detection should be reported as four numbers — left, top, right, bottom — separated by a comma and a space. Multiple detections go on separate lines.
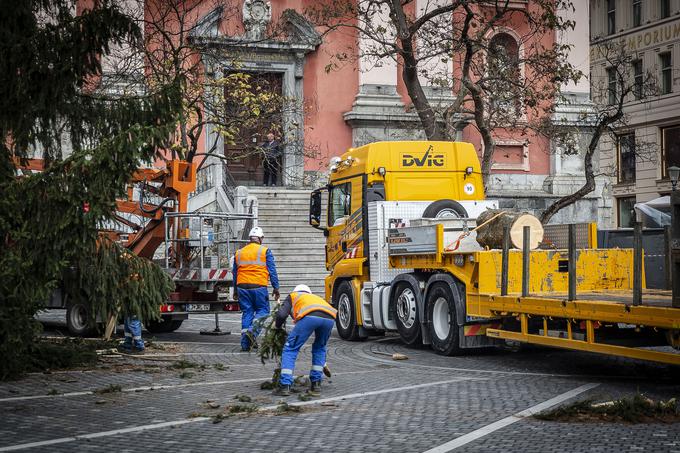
186, 304, 210, 312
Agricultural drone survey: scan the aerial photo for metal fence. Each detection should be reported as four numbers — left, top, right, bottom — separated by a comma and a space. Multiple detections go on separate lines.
598, 228, 668, 289
543, 223, 591, 249
221, 163, 237, 205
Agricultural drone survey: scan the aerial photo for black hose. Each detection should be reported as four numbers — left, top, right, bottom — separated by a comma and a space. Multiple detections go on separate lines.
138, 180, 174, 216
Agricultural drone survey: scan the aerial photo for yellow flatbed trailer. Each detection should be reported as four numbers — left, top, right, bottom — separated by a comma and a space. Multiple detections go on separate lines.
389, 223, 680, 365
484, 290, 680, 365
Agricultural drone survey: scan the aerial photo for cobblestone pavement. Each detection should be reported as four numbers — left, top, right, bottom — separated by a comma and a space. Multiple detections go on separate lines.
1, 312, 678, 452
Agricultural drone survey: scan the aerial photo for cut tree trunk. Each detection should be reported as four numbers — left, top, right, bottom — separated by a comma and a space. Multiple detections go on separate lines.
476, 209, 544, 250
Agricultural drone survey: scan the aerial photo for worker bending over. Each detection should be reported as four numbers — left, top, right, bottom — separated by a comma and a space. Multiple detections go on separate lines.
233, 227, 280, 351
274, 285, 337, 396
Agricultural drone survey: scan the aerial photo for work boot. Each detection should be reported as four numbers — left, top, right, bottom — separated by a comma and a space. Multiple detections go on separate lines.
118, 338, 132, 353
308, 381, 321, 397
131, 341, 145, 354
273, 384, 291, 396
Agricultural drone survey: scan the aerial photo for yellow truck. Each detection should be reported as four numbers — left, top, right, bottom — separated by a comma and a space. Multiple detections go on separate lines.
309, 141, 680, 365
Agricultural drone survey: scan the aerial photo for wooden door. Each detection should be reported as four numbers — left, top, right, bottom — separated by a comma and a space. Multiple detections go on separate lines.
223, 72, 282, 186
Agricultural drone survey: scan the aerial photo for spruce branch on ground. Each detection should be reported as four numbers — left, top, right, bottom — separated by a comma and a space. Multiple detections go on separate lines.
253, 302, 288, 383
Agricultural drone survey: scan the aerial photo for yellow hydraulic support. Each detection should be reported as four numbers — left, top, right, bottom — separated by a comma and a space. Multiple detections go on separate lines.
485, 292, 680, 365
487, 328, 680, 365
484, 293, 680, 329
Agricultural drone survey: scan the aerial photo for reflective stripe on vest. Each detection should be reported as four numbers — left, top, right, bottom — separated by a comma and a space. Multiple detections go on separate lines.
235, 243, 269, 286
291, 292, 338, 321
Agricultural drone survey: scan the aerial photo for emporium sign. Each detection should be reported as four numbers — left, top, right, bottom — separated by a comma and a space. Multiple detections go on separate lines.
591, 21, 680, 60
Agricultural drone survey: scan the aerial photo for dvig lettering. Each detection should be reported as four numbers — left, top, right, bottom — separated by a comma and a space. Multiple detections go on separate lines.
402, 146, 445, 167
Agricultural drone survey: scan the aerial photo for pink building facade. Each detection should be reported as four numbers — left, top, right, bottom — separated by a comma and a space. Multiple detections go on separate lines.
109, 1, 601, 224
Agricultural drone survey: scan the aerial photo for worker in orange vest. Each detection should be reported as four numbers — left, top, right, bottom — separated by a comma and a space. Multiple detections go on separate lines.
233, 226, 280, 351
273, 284, 337, 396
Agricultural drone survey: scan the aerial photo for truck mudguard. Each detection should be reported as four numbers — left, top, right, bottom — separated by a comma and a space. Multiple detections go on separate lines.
424, 273, 466, 327
423, 273, 496, 349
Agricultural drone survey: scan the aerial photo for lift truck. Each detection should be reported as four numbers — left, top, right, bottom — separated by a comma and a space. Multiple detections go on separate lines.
16, 158, 250, 335
309, 141, 680, 365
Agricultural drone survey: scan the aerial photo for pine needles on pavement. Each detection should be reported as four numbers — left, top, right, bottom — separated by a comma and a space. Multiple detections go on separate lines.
535, 394, 680, 423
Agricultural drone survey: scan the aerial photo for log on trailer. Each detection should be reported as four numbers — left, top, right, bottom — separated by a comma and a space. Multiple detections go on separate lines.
475, 209, 544, 250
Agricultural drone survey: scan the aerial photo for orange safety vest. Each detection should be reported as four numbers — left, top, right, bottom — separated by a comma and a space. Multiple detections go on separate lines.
235, 243, 269, 286
291, 292, 338, 322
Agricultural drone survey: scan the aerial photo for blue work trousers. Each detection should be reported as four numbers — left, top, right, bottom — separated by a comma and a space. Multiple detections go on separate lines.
123, 317, 144, 350
279, 316, 334, 386
238, 286, 270, 349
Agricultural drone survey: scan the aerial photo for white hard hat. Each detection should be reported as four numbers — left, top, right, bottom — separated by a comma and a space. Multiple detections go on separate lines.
249, 226, 264, 238
293, 284, 312, 294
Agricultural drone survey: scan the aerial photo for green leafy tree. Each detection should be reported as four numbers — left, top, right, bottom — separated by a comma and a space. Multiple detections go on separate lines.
539, 40, 659, 224
0, 1, 181, 379
306, 0, 581, 185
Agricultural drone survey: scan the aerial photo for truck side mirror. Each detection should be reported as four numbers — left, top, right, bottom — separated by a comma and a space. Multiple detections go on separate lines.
309, 189, 326, 231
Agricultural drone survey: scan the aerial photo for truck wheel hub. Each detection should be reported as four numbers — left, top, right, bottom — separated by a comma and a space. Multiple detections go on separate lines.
396, 288, 417, 329
432, 297, 451, 339
435, 208, 461, 218
69, 304, 87, 330
338, 293, 351, 330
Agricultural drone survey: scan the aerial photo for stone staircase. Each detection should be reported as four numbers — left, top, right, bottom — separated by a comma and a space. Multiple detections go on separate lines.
249, 187, 328, 296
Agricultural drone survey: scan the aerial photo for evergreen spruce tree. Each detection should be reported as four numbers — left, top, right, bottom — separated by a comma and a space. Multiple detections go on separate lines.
0, 1, 182, 379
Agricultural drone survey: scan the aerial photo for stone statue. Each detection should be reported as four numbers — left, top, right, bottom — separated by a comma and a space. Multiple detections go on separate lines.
243, 0, 272, 41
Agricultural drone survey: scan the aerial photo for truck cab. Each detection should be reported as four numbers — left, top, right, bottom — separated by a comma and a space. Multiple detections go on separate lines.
309, 141, 496, 343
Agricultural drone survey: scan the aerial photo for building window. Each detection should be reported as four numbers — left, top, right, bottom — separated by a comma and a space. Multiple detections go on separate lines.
607, 0, 616, 34
660, 0, 671, 18
633, 0, 642, 27
660, 52, 672, 94
618, 197, 637, 228
662, 125, 680, 177
492, 141, 530, 171
488, 33, 520, 77
617, 134, 636, 184
633, 59, 643, 99
487, 32, 521, 115
607, 67, 617, 104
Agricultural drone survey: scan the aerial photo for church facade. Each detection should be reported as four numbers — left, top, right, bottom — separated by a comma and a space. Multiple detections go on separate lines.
107, 0, 603, 224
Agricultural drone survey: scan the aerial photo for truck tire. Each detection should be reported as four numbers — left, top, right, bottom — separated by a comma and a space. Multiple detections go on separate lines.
66, 300, 98, 337
391, 281, 422, 346
145, 318, 183, 334
334, 281, 362, 341
426, 282, 461, 356
422, 199, 468, 219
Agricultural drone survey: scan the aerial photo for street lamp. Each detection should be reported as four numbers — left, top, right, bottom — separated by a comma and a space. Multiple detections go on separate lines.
669, 166, 680, 191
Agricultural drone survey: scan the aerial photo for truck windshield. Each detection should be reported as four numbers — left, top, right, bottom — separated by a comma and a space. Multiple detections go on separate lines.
329, 183, 351, 227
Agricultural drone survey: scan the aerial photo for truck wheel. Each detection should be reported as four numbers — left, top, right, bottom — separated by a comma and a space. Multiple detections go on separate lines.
391, 282, 422, 346
66, 300, 97, 337
426, 282, 461, 356
422, 200, 468, 219
145, 319, 183, 334
335, 281, 361, 341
